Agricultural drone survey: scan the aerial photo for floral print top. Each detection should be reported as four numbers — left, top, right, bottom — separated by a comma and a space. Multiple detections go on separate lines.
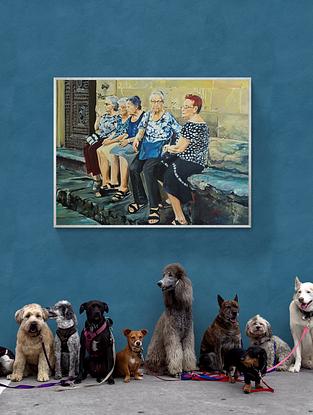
138, 111, 181, 160
98, 114, 118, 140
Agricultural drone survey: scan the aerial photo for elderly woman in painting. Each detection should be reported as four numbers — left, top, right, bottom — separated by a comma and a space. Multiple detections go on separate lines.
95, 97, 129, 197
109, 96, 145, 202
128, 90, 181, 225
83, 96, 119, 191
161, 94, 210, 225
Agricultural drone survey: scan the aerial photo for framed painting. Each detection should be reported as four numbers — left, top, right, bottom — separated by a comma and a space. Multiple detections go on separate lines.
54, 78, 251, 228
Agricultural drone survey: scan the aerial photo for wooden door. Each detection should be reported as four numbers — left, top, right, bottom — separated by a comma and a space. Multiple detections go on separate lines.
64, 80, 96, 150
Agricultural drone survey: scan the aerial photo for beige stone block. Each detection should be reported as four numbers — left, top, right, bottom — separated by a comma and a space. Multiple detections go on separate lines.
211, 88, 241, 114
97, 80, 117, 100
240, 88, 249, 114
217, 114, 249, 141
213, 79, 250, 89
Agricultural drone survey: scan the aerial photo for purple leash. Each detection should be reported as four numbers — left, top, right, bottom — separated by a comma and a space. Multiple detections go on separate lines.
0, 379, 72, 390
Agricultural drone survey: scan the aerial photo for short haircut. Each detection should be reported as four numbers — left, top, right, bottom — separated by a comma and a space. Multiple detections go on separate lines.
127, 95, 142, 110
149, 90, 165, 102
118, 97, 128, 107
185, 94, 202, 113
106, 95, 119, 111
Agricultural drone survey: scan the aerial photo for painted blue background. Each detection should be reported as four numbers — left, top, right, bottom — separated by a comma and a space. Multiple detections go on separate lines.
0, 0, 312, 355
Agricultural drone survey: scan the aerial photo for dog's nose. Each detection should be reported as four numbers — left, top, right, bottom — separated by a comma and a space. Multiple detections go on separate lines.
299, 297, 304, 303
135, 341, 142, 347
157, 280, 163, 288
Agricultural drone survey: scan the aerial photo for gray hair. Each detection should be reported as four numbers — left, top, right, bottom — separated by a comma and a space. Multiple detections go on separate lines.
118, 97, 128, 107
149, 90, 165, 102
106, 95, 119, 111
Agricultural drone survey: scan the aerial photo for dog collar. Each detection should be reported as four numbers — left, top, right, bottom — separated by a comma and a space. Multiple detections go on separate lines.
252, 336, 271, 346
84, 321, 107, 352
299, 309, 313, 320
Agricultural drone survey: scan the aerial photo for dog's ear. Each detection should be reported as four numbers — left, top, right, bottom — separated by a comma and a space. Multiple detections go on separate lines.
15, 307, 24, 325
79, 303, 87, 314
141, 329, 148, 336
265, 320, 273, 338
123, 329, 132, 337
42, 307, 49, 321
245, 318, 252, 336
217, 295, 224, 308
295, 276, 301, 291
101, 302, 109, 313
233, 294, 238, 302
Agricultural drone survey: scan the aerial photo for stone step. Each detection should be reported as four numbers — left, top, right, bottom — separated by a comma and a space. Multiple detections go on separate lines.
56, 167, 175, 226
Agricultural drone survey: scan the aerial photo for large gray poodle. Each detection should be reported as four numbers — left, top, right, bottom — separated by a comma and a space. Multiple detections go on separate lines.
145, 263, 197, 376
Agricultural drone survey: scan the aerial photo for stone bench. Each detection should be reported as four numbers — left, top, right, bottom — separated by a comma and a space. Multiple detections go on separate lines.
188, 137, 249, 226
56, 137, 249, 226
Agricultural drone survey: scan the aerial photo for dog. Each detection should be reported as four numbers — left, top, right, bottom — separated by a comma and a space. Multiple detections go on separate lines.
289, 276, 313, 372
199, 294, 241, 372
224, 346, 267, 393
49, 300, 80, 379
75, 300, 115, 384
0, 347, 14, 377
8, 303, 55, 382
145, 263, 197, 376
246, 314, 294, 370
114, 329, 148, 382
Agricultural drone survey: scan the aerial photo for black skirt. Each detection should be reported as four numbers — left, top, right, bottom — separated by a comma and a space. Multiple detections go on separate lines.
163, 157, 203, 204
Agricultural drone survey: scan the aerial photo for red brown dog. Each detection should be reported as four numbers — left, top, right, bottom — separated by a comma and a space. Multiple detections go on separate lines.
114, 329, 148, 383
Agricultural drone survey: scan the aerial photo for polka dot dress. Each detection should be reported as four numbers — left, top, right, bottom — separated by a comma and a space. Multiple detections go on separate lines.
178, 122, 209, 167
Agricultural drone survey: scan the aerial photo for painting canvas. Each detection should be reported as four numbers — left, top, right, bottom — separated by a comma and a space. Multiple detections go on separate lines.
54, 78, 251, 228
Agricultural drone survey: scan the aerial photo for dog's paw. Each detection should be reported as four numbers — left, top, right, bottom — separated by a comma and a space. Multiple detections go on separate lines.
243, 384, 251, 394
37, 373, 49, 382
107, 377, 115, 385
74, 377, 82, 384
288, 364, 300, 373
124, 377, 131, 383
54, 373, 62, 380
302, 360, 313, 369
7, 373, 23, 382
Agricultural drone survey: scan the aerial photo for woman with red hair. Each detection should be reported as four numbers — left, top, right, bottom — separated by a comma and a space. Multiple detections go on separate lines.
162, 94, 209, 225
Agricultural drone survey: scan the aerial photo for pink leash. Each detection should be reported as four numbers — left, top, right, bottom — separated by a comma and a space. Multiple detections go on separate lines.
267, 326, 310, 372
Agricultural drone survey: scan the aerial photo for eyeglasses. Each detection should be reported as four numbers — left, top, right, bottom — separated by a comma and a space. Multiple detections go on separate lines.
150, 100, 163, 104
181, 105, 194, 109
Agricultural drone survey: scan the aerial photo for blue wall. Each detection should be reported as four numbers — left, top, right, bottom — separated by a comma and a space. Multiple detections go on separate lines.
1, 0, 312, 355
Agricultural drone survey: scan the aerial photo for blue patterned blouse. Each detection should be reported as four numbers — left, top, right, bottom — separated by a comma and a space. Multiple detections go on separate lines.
98, 114, 118, 140
138, 111, 181, 160
112, 115, 129, 138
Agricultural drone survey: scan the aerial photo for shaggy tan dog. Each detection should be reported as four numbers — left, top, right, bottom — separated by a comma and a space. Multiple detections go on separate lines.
8, 303, 55, 382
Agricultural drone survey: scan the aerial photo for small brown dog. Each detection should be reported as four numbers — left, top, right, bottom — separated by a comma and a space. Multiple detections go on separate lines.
199, 294, 241, 372
114, 329, 148, 383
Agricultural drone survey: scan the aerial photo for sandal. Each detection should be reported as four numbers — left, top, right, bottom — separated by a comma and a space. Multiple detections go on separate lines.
147, 208, 160, 225
111, 190, 130, 202
172, 218, 189, 225
95, 184, 119, 198
127, 203, 147, 214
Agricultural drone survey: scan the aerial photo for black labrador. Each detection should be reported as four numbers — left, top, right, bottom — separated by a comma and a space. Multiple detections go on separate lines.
75, 300, 115, 384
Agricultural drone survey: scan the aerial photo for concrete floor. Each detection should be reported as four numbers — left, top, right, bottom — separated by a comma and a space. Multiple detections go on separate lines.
0, 371, 311, 415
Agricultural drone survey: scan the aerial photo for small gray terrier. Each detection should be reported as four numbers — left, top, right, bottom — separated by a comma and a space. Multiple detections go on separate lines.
245, 314, 294, 371
49, 300, 80, 379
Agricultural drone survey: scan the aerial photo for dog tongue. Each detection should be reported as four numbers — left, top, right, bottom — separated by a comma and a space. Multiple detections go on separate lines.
301, 301, 312, 310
